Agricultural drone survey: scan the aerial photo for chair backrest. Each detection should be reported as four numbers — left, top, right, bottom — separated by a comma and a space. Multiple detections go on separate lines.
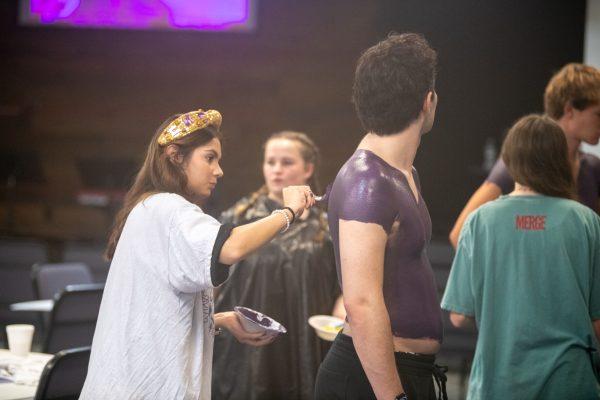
63, 243, 110, 283
43, 284, 104, 353
0, 239, 46, 304
32, 262, 93, 300
34, 346, 91, 400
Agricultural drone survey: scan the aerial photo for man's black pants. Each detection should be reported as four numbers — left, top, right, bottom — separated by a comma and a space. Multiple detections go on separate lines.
314, 333, 447, 400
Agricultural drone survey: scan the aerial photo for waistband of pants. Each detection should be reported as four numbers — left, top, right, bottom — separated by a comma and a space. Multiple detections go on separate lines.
335, 333, 437, 374
331, 333, 448, 400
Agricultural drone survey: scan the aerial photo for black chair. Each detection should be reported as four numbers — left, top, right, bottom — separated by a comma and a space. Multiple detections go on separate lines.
32, 263, 93, 300
43, 284, 103, 354
0, 239, 46, 331
34, 346, 91, 400
63, 243, 110, 283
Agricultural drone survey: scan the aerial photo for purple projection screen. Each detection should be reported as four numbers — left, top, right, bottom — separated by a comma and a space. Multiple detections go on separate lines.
19, 0, 255, 32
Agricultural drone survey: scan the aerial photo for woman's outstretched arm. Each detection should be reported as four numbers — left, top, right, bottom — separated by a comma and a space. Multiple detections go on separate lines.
219, 185, 314, 265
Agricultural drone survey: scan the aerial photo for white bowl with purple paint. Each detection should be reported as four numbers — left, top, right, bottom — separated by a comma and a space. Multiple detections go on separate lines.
234, 306, 287, 336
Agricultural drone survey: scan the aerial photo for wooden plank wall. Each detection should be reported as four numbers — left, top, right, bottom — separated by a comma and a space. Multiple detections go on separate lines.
0, 1, 381, 240
0, 0, 587, 241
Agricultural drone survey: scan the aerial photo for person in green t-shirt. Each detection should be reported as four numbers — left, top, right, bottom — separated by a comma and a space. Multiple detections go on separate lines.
442, 114, 600, 399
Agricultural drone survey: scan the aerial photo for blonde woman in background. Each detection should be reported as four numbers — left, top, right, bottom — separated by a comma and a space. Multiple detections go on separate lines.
212, 131, 343, 400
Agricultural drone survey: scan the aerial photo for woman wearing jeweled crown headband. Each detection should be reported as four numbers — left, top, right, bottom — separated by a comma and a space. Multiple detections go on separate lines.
79, 109, 316, 399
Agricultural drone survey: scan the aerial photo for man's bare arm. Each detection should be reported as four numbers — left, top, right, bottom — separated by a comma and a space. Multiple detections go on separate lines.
340, 219, 403, 399
449, 182, 502, 248
449, 312, 476, 329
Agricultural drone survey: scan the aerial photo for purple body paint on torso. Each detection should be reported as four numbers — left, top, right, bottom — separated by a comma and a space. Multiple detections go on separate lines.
487, 153, 600, 213
328, 149, 443, 341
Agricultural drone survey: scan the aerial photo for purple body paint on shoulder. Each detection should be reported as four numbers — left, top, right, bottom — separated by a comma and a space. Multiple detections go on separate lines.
328, 149, 443, 342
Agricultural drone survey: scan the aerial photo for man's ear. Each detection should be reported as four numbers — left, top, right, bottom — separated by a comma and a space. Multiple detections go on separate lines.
422, 91, 436, 113
166, 145, 183, 164
562, 101, 575, 119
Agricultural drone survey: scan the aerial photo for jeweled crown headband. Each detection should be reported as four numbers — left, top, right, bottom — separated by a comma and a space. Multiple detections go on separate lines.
157, 109, 222, 146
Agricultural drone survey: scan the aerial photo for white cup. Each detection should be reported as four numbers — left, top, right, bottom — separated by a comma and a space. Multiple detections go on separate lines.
6, 324, 35, 357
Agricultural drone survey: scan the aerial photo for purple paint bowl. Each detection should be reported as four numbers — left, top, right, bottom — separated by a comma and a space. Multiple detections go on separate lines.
234, 306, 287, 336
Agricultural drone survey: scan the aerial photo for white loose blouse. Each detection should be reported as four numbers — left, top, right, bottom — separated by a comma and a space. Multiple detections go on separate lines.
80, 193, 230, 400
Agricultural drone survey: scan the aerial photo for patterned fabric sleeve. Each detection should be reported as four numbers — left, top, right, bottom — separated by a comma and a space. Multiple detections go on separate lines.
168, 205, 222, 293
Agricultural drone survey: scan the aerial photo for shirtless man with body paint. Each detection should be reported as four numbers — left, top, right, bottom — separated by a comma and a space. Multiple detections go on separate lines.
314, 33, 447, 400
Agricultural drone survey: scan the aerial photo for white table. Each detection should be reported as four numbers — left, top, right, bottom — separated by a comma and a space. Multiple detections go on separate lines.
0, 349, 53, 400
9, 301, 54, 313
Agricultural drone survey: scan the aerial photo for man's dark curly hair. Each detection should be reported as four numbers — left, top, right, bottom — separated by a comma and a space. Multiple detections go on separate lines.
352, 33, 437, 136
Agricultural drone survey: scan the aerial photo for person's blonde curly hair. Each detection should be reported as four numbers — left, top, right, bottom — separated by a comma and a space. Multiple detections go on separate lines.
544, 63, 600, 119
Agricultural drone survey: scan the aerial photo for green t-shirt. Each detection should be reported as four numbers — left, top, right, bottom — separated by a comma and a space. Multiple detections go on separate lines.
442, 195, 600, 400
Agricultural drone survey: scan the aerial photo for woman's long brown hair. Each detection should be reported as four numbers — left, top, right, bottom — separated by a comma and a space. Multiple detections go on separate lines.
105, 115, 222, 260
501, 114, 576, 200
